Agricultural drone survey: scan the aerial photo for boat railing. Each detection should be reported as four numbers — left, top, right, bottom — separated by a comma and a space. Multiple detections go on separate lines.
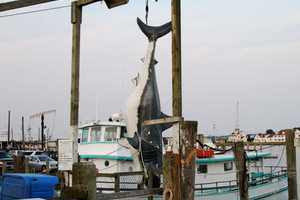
195, 166, 287, 193
96, 171, 145, 193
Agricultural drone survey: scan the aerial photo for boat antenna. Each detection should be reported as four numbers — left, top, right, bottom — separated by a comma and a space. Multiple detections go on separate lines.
235, 101, 240, 133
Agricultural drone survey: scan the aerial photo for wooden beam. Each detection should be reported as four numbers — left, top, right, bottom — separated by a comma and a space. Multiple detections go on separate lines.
233, 142, 249, 200
180, 121, 197, 200
77, 0, 101, 7
142, 117, 183, 126
286, 129, 298, 200
0, 0, 58, 12
171, 0, 182, 117
70, 1, 82, 163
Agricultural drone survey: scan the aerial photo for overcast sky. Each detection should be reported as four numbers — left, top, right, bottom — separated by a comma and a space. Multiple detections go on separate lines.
0, 0, 300, 140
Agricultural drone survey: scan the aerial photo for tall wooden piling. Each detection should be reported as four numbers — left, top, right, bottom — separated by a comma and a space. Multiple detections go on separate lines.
180, 121, 197, 200
234, 142, 248, 200
163, 121, 197, 200
171, 0, 182, 117
286, 129, 298, 200
70, 1, 82, 163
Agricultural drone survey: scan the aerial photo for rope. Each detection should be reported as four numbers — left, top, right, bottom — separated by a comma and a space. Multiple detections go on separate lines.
145, 0, 149, 24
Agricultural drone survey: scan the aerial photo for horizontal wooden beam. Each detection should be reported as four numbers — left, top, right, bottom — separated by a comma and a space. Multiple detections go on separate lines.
77, 0, 102, 7
0, 0, 58, 12
142, 117, 183, 126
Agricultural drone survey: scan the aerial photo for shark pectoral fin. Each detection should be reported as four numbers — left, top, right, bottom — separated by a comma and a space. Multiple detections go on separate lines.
141, 57, 158, 66
127, 132, 140, 149
160, 112, 172, 131
137, 17, 172, 41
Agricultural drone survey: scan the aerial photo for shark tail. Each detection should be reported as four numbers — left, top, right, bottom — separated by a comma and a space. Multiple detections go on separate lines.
137, 17, 172, 41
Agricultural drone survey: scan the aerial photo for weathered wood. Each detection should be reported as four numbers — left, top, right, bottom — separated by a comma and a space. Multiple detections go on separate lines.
180, 121, 197, 200
286, 129, 298, 200
233, 142, 248, 200
71, 162, 96, 200
70, 1, 82, 163
294, 136, 300, 198
77, 0, 101, 7
96, 188, 163, 200
163, 152, 181, 200
171, 0, 182, 117
164, 121, 197, 200
0, 0, 58, 12
142, 117, 183, 126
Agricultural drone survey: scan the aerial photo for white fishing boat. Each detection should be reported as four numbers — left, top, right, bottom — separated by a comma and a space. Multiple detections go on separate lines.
77, 115, 288, 199
78, 114, 138, 173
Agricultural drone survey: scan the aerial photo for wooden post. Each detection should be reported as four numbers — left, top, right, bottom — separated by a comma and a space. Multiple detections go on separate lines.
286, 129, 298, 200
24, 157, 29, 173
163, 121, 197, 200
171, 0, 182, 117
294, 132, 300, 198
163, 151, 181, 200
70, 1, 82, 163
147, 171, 154, 200
234, 142, 248, 200
72, 162, 96, 200
180, 121, 197, 200
114, 173, 120, 193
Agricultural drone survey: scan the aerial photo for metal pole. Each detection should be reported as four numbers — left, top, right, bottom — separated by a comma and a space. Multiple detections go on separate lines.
41, 114, 45, 150
22, 116, 25, 148
7, 110, 10, 143
172, 0, 182, 117
70, 1, 82, 163
286, 129, 298, 200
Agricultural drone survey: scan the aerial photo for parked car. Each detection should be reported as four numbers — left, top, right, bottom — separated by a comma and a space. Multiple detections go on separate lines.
0, 151, 14, 171
28, 155, 57, 172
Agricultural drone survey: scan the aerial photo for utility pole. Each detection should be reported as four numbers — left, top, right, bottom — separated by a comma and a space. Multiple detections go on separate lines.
286, 129, 298, 200
234, 142, 248, 200
7, 110, 11, 144
22, 116, 25, 148
41, 114, 45, 150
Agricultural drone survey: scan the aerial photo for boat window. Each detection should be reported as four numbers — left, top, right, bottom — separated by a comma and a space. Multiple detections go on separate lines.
224, 162, 233, 171
82, 128, 89, 143
91, 126, 102, 142
104, 126, 117, 141
197, 165, 207, 174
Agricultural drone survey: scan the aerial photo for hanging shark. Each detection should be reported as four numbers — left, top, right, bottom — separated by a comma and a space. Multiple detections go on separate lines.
126, 18, 172, 187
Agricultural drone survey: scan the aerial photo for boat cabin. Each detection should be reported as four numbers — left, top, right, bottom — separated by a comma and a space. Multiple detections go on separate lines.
78, 118, 137, 173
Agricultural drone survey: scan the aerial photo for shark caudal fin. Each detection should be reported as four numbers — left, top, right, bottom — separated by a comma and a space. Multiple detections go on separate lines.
137, 17, 172, 41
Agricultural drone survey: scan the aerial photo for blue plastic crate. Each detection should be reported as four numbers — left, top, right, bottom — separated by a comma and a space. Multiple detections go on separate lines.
1, 173, 58, 200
